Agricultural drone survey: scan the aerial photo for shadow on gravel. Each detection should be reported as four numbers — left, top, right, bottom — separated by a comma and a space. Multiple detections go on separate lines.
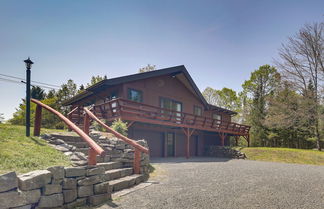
150, 157, 232, 164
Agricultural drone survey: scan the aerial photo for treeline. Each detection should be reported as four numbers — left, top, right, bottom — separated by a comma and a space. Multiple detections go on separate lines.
9, 76, 107, 129
203, 22, 324, 150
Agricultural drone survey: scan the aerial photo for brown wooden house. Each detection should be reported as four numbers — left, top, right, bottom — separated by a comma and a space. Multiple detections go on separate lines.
63, 65, 250, 158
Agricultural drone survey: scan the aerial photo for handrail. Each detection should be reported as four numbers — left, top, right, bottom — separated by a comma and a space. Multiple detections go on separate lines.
31, 99, 105, 165
107, 98, 251, 128
83, 108, 149, 154
83, 107, 149, 174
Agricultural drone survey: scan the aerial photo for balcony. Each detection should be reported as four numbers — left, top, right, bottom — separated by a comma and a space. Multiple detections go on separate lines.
70, 98, 250, 136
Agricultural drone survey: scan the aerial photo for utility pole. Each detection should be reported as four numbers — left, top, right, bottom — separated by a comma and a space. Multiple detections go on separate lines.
24, 57, 33, 137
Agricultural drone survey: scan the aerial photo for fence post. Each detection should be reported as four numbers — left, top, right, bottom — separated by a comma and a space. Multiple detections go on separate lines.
88, 148, 97, 165
34, 104, 42, 136
134, 148, 141, 174
83, 114, 90, 135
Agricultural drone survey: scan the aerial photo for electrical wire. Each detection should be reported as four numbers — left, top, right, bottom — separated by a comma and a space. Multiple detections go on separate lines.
0, 73, 60, 88
0, 77, 59, 90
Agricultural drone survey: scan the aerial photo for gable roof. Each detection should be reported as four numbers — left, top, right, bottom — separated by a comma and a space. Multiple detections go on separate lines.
62, 65, 237, 115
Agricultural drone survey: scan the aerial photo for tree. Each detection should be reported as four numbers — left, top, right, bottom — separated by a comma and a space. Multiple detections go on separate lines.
86, 75, 107, 88
78, 84, 85, 93
57, 79, 78, 103
202, 87, 218, 105
31, 86, 46, 100
276, 22, 324, 150
46, 90, 56, 99
242, 65, 280, 146
139, 64, 156, 73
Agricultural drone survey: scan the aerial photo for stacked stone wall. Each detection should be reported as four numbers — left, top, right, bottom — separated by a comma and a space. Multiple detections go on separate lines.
0, 165, 113, 209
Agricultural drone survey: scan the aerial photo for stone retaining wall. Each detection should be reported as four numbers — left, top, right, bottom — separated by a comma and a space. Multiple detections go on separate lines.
89, 131, 150, 174
0, 165, 114, 209
205, 146, 246, 159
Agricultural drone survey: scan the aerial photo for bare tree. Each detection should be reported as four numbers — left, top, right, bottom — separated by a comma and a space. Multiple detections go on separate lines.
138, 64, 156, 73
276, 22, 324, 150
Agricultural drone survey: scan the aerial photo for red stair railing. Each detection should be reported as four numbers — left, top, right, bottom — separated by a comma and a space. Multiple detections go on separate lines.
83, 107, 149, 174
31, 99, 105, 165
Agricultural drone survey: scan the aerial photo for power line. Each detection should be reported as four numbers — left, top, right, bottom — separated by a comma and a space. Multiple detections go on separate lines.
0, 73, 60, 88
0, 77, 59, 90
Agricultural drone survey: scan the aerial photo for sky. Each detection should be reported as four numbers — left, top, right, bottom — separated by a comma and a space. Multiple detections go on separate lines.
0, 0, 323, 120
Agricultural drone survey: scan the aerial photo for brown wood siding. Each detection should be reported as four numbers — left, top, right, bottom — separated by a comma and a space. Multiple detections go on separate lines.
121, 75, 231, 120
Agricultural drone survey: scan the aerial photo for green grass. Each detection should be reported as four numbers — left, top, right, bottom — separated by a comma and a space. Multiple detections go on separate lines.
239, 147, 324, 166
0, 124, 71, 174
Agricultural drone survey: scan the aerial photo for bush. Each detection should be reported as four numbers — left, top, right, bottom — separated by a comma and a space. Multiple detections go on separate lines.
111, 119, 128, 136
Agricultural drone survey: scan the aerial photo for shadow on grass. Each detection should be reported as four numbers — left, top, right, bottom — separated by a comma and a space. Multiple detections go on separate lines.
30, 137, 46, 146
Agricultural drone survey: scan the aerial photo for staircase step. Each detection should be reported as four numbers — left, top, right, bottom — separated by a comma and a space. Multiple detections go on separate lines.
97, 162, 123, 171
50, 134, 84, 142
67, 142, 89, 148
109, 174, 144, 192
104, 168, 133, 181
76, 148, 89, 155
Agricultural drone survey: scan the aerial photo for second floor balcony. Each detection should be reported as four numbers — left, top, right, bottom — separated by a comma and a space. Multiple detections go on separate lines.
70, 98, 250, 136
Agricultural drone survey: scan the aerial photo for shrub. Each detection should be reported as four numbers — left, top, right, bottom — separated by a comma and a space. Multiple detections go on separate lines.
111, 119, 128, 136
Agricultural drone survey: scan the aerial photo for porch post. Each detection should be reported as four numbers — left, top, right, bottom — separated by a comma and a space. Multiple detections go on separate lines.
186, 128, 190, 159
219, 132, 225, 146
235, 135, 239, 146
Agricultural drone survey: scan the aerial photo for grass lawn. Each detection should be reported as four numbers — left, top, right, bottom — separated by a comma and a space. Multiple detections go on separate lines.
239, 147, 324, 166
0, 124, 71, 174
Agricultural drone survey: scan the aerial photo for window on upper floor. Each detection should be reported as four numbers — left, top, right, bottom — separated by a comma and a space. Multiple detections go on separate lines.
193, 106, 202, 116
213, 113, 222, 123
128, 88, 143, 102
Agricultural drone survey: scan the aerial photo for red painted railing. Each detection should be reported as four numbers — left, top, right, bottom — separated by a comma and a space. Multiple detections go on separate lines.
31, 99, 105, 165
83, 107, 149, 174
82, 98, 250, 136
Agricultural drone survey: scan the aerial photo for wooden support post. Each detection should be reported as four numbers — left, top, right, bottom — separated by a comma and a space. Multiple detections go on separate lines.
34, 104, 42, 136
182, 128, 195, 159
247, 135, 250, 147
83, 114, 90, 135
134, 148, 141, 174
88, 148, 97, 165
186, 129, 190, 159
219, 132, 225, 146
235, 136, 239, 146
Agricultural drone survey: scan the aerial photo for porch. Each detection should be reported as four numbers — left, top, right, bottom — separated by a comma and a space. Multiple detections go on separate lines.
69, 98, 250, 158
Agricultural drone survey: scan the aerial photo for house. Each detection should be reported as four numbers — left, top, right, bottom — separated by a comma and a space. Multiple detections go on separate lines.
63, 65, 250, 158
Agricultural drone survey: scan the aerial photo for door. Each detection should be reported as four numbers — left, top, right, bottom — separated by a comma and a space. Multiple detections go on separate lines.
166, 132, 175, 157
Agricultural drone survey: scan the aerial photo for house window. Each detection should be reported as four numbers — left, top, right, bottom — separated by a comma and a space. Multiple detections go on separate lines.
160, 97, 182, 122
193, 106, 202, 116
128, 89, 143, 102
213, 113, 222, 124
111, 91, 118, 99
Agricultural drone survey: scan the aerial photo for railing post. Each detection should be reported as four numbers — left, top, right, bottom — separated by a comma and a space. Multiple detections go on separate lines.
83, 113, 90, 135
34, 104, 42, 136
134, 148, 141, 174
88, 148, 97, 165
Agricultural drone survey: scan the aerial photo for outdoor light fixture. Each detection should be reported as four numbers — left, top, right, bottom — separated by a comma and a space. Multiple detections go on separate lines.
24, 57, 33, 137
24, 57, 33, 69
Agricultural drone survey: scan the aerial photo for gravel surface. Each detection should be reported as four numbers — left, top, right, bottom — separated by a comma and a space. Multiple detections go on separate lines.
97, 158, 324, 209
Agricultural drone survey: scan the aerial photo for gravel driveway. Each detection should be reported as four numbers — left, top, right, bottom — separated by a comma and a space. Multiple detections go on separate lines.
97, 158, 324, 209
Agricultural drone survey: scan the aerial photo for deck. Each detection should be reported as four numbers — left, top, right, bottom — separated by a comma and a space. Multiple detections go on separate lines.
70, 98, 250, 137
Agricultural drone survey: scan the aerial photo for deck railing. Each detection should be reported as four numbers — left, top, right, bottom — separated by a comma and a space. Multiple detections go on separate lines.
85, 98, 250, 136
31, 99, 105, 165
83, 107, 149, 174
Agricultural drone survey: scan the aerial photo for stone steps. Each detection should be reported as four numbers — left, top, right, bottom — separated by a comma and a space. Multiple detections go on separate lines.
109, 174, 144, 192
104, 168, 133, 181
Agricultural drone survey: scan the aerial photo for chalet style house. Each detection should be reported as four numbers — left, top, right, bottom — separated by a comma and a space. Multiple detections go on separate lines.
63, 66, 250, 158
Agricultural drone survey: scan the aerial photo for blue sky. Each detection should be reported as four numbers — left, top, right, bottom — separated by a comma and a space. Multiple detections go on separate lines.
0, 0, 323, 119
